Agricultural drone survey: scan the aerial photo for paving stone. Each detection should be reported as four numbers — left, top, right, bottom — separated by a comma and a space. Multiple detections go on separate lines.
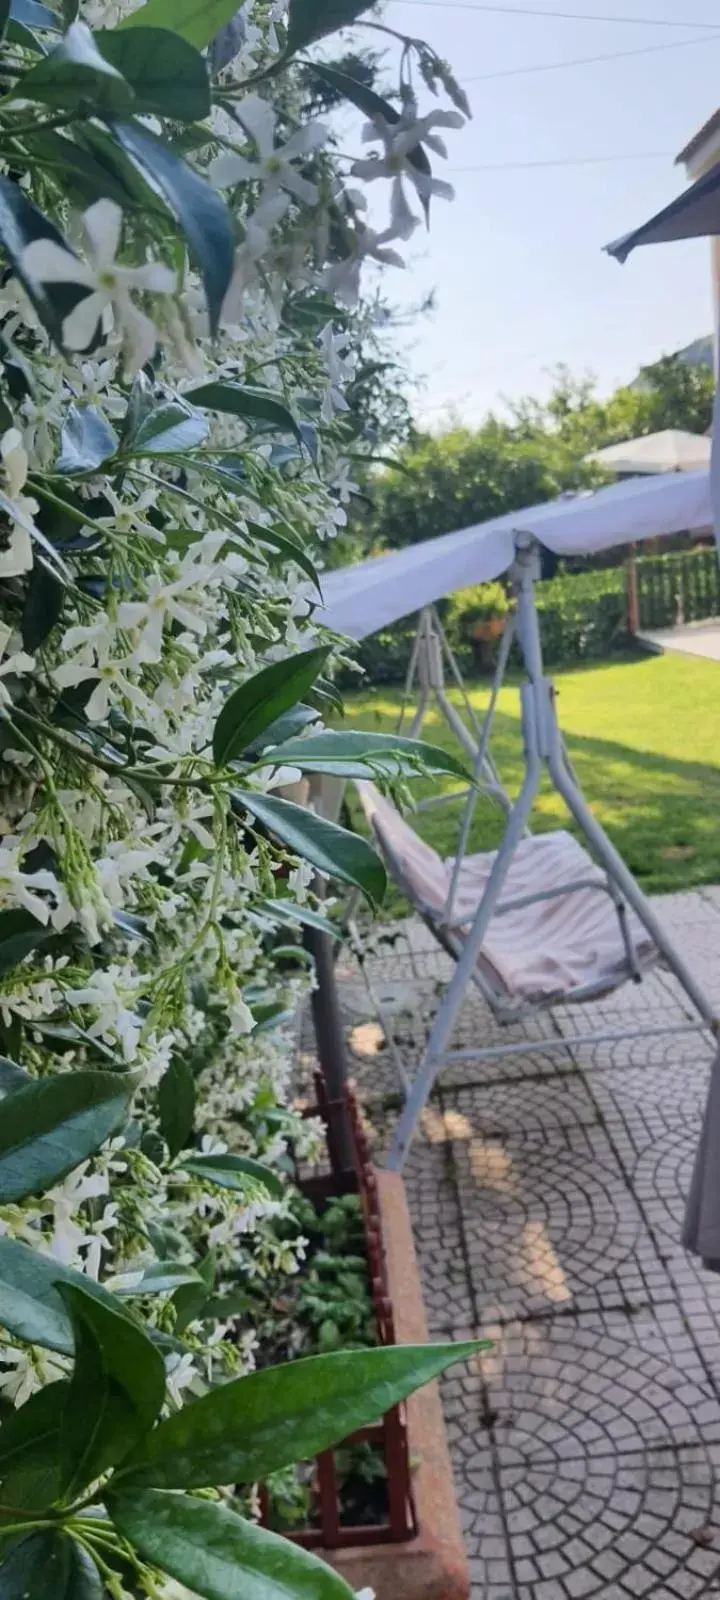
452, 1118, 671, 1321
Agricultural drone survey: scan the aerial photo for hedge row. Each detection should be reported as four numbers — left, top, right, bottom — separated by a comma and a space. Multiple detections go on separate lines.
339, 545, 719, 687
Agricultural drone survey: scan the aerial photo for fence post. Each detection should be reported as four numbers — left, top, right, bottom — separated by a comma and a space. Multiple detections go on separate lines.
626, 545, 639, 634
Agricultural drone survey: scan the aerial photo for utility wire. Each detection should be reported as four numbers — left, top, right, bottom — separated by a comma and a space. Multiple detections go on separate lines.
390, 1, 720, 29
450, 150, 673, 169
462, 30, 720, 82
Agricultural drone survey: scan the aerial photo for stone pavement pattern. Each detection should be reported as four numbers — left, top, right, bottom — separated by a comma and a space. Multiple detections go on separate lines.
297, 889, 720, 1598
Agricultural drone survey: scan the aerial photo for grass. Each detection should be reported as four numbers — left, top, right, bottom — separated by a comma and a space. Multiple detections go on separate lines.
340, 652, 720, 918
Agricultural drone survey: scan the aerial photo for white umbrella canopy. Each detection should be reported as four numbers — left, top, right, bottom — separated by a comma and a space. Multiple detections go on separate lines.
584, 429, 711, 477
317, 466, 712, 640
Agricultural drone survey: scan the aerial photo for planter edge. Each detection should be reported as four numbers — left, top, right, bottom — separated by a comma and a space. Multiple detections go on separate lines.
320, 1166, 470, 1600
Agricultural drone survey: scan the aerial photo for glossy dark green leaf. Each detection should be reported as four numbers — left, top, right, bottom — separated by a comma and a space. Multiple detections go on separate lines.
285, 0, 374, 53
109, 1491, 354, 1600
0, 1380, 66, 1518
110, 121, 233, 333
0, 1236, 131, 1354
113, 1260, 205, 1296
185, 382, 303, 444
16, 21, 134, 114
25, 130, 133, 208
125, 400, 208, 456
0, 1531, 102, 1599
243, 704, 319, 758
0, 178, 90, 351
255, 898, 344, 940
58, 1282, 165, 1496
0, 910, 54, 979
212, 647, 330, 767
21, 565, 64, 651
117, 0, 241, 50
0, 1070, 136, 1202
11, 0, 61, 28
157, 1056, 195, 1159
309, 61, 395, 122
233, 790, 386, 904
266, 728, 471, 781
119, 1341, 481, 1490
55, 403, 118, 474
176, 1152, 285, 1199
95, 29, 210, 121
0, 1057, 31, 1096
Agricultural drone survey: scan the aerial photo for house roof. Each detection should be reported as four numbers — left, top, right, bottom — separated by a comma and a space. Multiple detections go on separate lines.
676, 109, 720, 168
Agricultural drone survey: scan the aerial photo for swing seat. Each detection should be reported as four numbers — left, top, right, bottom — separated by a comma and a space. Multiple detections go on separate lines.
357, 783, 658, 1012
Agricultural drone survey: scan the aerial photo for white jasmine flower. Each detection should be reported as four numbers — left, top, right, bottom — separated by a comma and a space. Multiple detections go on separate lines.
320, 222, 406, 307
209, 94, 327, 206
117, 569, 214, 664
0, 429, 40, 577
0, 630, 34, 710
0, 839, 63, 924
221, 192, 289, 324
352, 105, 464, 216
22, 200, 176, 374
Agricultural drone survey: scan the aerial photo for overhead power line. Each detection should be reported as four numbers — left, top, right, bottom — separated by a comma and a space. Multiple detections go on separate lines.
450, 150, 673, 170
391, 1, 720, 29
462, 29, 720, 82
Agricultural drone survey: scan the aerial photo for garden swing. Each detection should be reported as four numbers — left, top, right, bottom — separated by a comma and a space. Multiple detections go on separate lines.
318, 473, 719, 1171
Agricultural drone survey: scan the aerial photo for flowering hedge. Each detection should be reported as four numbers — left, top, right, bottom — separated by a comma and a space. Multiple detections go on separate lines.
0, 0, 477, 1593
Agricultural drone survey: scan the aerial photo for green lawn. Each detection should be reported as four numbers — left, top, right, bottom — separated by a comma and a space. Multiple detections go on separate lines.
341, 652, 720, 915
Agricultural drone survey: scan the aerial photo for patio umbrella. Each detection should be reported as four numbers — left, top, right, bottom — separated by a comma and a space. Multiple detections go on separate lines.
584, 429, 711, 476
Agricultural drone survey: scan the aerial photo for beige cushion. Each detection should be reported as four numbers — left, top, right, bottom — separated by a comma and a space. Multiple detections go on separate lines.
356, 783, 656, 1006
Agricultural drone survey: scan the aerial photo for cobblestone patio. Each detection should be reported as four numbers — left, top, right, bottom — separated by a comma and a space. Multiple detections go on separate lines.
299, 888, 720, 1598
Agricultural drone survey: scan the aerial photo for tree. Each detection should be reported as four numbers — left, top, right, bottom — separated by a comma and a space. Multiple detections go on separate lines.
359, 356, 715, 554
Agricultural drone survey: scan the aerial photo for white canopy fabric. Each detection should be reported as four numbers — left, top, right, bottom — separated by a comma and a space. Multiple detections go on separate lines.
318, 466, 712, 641
584, 429, 711, 476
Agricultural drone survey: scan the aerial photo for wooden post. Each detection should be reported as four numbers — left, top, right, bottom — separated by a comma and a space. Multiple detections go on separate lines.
626, 543, 639, 635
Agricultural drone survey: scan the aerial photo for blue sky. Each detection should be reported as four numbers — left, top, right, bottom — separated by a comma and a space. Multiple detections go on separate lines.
361, 0, 720, 424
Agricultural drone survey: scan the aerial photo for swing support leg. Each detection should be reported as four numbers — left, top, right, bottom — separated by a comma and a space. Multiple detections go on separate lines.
385, 684, 543, 1171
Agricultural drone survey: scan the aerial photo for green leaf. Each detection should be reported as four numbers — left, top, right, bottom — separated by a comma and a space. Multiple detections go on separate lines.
119, 1341, 482, 1490
247, 521, 320, 591
22, 129, 136, 209
110, 121, 233, 333
0, 1070, 136, 1203
125, 399, 208, 455
0, 1057, 31, 1096
176, 1153, 285, 1199
95, 29, 210, 121
118, 0, 240, 51
12, 0, 61, 28
265, 729, 472, 780
0, 1531, 102, 1599
58, 1281, 165, 1497
0, 1237, 139, 1355
309, 61, 395, 122
185, 382, 304, 445
286, 0, 375, 55
0, 910, 54, 979
0, 1381, 66, 1518
212, 647, 330, 767
21, 566, 64, 651
113, 1260, 205, 1296
157, 1056, 195, 1159
0, 178, 90, 351
16, 21, 133, 114
243, 704, 319, 758
55, 403, 118, 474
233, 791, 386, 904
110, 1491, 354, 1600
255, 898, 345, 940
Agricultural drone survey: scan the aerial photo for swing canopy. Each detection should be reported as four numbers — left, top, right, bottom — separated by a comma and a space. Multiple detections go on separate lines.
316, 466, 712, 639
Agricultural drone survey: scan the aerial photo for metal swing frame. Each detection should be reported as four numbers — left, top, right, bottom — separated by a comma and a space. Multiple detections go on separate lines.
379, 532, 718, 1172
